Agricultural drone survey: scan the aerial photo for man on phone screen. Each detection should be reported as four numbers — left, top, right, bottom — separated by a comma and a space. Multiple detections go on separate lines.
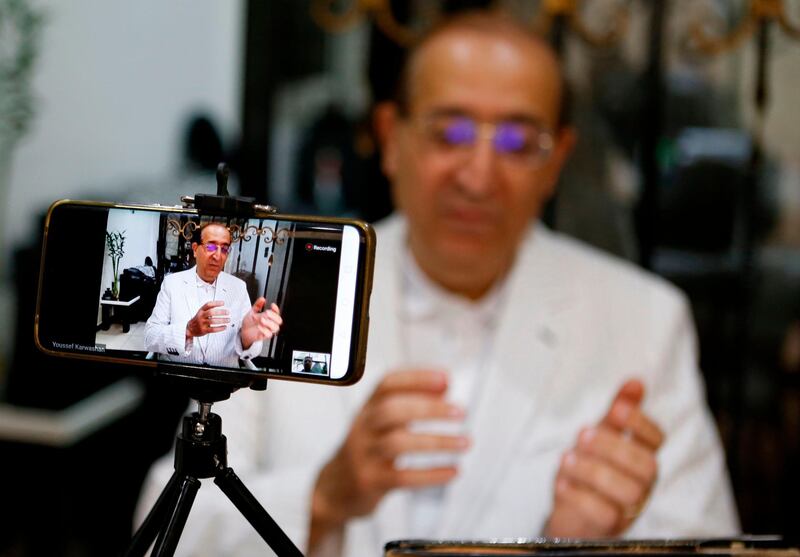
144, 222, 282, 368
138, 10, 739, 556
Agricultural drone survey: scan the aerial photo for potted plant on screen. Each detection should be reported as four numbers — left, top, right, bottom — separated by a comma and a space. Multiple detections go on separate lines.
105, 230, 126, 300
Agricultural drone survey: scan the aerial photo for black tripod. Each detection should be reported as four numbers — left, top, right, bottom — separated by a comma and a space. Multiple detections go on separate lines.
125, 384, 303, 557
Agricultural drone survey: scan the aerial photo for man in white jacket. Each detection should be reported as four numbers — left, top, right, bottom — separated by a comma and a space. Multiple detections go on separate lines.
137, 10, 739, 556
144, 222, 282, 367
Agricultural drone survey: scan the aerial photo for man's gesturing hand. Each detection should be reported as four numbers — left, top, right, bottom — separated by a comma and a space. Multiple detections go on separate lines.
545, 379, 664, 538
240, 297, 282, 349
308, 369, 470, 551
186, 301, 230, 339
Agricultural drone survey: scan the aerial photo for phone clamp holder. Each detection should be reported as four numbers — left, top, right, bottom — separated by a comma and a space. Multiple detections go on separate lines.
179, 163, 278, 217
125, 387, 303, 557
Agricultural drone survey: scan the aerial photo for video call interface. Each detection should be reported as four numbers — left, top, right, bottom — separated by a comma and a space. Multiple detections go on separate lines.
38, 205, 362, 380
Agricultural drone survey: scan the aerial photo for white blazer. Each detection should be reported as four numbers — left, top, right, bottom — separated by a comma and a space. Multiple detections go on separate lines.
137, 216, 739, 557
144, 267, 261, 368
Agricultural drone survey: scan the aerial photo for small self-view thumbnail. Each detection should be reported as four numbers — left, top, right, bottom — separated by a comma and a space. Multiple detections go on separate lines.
292, 351, 330, 377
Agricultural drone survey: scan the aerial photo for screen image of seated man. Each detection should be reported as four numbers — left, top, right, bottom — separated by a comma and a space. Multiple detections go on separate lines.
137, 10, 739, 556
144, 222, 282, 368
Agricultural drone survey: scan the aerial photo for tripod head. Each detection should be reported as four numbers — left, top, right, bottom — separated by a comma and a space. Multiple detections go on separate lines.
178, 162, 277, 218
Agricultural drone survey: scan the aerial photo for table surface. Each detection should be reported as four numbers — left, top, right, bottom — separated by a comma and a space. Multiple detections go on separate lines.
99, 295, 140, 306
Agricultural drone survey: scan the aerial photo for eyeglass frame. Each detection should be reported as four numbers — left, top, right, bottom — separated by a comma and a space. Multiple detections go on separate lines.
405, 110, 556, 166
199, 242, 231, 255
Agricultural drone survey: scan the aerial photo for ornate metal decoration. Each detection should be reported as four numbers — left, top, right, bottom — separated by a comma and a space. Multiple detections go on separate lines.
227, 223, 291, 245
310, 0, 632, 48
310, 0, 441, 46
689, 0, 800, 55
166, 219, 199, 241
166, 219, 291, 246
532, 0, 631, 48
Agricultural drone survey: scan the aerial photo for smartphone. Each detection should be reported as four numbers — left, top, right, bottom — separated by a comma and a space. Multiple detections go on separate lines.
35, 199, 375, 386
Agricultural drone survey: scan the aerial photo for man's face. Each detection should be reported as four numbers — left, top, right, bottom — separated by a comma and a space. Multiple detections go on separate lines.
381, 28, 574, 298
193, 223, 231, 283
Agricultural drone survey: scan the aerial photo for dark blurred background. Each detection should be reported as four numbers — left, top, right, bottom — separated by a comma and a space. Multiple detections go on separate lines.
1, 0, 800, 554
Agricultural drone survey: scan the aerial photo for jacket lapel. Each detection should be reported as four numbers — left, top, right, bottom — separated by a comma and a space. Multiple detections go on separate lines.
182, 269, 198, 318
354, 215, 406, 396
363, 216, 412, 543
216, 272, 231, 304
436, 225, 577, 536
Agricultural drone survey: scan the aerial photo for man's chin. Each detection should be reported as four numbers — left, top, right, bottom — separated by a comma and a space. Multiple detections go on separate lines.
198, 269, 222, 283
434, 236, 500, 267
410, 223, 505, 271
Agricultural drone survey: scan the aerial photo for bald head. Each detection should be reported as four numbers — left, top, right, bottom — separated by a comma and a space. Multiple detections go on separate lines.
395, 11, 569, 129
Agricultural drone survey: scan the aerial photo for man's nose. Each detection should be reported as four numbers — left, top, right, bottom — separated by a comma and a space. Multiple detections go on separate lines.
456, 136, 499, 198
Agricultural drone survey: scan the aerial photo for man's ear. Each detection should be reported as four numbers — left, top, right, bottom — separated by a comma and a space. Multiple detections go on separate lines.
542, 125, 578, 198
372, 101, 400, 180
553, 126, 577, 172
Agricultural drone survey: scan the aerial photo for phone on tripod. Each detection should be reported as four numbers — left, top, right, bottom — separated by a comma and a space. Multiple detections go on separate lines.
35, 199, 375, 386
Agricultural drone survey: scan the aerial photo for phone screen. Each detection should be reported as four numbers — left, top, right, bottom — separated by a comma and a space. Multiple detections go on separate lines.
36, 202, 372, 385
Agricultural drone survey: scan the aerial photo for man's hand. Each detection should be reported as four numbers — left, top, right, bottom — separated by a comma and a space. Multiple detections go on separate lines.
544, 379, 664, 538
308, 369, 470, 551
240, 297, 282, 349
186, 301, 230, 339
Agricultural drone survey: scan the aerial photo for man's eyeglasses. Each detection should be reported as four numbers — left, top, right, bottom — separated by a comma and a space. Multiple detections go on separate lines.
202, 243, 230, 255
417, 114, 554, 164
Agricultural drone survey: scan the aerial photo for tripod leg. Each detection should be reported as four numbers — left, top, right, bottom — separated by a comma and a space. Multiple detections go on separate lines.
124, 472, 182, 557
214, 467, 304, 557
151, 475, 201, 557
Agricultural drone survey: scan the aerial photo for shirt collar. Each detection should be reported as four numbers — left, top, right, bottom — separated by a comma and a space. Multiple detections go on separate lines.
194, 267, 218, 289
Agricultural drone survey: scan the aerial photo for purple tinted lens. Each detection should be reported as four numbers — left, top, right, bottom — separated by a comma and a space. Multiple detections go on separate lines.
443, 118, 477, 146
207, 244, 229, 254
493, 123, 527, 153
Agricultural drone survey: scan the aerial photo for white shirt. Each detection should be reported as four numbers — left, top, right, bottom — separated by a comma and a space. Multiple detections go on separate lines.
398, 247, 507, 538
185, 270, 218, 359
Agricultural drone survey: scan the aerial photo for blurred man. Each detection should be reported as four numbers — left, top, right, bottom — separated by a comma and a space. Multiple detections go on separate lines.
144, 222, 282, 367
137, 11, 738, 556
